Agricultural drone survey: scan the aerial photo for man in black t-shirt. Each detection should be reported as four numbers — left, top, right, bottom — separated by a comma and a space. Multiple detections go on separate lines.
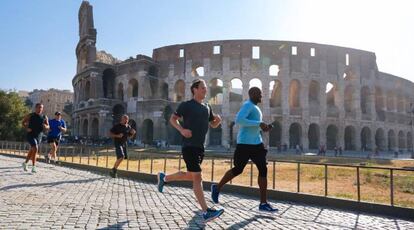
156, 79, 225, 223
22, 103, 49, 173
108, 114, 136, 178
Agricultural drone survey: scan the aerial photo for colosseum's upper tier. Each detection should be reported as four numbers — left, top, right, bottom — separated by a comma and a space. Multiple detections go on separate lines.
72, 1, 414, 152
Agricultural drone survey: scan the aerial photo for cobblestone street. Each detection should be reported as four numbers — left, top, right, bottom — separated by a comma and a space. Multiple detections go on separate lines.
0, 155, 413, 229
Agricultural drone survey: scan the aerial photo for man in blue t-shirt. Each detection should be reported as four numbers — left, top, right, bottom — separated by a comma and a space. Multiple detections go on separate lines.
211, 87, 278, 212
46, 112, 67, 164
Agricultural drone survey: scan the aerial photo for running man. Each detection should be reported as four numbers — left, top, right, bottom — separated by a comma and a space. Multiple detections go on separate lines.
157, 79, 224, 222
46, 111, 67, 164
211, 87, 278, 212
22, 103, 49, 173
108, 114, 136, 178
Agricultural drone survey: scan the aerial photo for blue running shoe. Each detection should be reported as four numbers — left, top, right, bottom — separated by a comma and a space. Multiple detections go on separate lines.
259, 203, 278, 212
157, 172, 165, 193
203, 208, 224, 223
211, 184, 219, 203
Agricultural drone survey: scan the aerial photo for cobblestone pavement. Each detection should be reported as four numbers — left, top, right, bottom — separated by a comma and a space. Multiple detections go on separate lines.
0, 155, 413, 229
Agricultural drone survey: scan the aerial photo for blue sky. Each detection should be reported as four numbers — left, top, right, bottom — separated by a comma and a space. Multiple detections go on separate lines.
0, 0, 413, 92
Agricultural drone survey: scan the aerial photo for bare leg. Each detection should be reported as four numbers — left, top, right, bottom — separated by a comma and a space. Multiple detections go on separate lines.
164, 171, 193, 182
31, 146, 38, 166
49, 142, 57, 159
258, 176, 267, 203
191, 172, 208, 211
113, 158, 123, 169
217, 169, 237, 191
25, 147, 34, 163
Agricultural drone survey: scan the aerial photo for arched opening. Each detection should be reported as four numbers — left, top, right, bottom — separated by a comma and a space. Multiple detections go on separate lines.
209, 124, 222, 146
375, 128, 385, 151
249, 78, 262, 90
269, 121, 282, 147
375, 87, 385, 121
387, 91, 395, 111
142, 119, 154, 145
161, 83, 168, 100
326, 82, 336, 108
128, 79, 139, 98
112, 104, 125, 125
269, 80, 282, 107
289, 123, 302, 148
82, 119, 88, 137
128, 119, 137, 140
209, 78, 223, 105
361, 127, 372, 151
230, 78, 243, 102
308, 123, 320, 149
309, 80, 320, 115
103, 69, 116, 99
84, 81, 91, 101
91, 118, 99, 137
269, 65, 279, 76
407, 132, 413, 151
117, 83, 124, 100
361, 86, 370, 115
174, 80, 185, 102
191, 66, 204, 77
289, 80, 301, 109
344, 126, 356, 150
344, 85, 355, 114
397, 96, 404, 113
388, 130, 396, 151
326, 125, 338, 150
398, 131, 405, 150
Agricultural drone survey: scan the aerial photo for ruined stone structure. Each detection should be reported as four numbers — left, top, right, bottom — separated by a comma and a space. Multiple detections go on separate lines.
73, 1, 414, 152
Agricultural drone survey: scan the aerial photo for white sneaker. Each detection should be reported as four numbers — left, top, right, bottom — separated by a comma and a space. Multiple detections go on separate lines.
22, 162, 28, 171
31, 166, 37, 173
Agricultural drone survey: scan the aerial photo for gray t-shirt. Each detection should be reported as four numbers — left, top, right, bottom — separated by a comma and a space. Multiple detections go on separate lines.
175, 99, 214, 148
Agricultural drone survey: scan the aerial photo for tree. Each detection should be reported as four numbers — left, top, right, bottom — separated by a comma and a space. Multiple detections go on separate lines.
0, 90, 30, 141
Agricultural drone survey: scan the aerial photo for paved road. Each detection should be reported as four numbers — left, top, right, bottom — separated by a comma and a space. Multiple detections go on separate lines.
0, 155, 413, 229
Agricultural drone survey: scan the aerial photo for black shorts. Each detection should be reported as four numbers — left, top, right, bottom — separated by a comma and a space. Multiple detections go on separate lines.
47, 137, 60, 146
182, 146, 205, 172
27, 133, 41, 147
115, 143, 128, 159
232, 143, 268, 177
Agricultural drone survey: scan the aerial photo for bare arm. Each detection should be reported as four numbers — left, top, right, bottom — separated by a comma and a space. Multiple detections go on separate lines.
22, 114, 30, 130
169, 114, 192, 138
209, 114, 222, 128
43, 116, 50, 130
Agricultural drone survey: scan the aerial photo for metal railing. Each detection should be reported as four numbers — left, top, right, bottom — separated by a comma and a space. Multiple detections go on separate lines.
1, 140, 413, 208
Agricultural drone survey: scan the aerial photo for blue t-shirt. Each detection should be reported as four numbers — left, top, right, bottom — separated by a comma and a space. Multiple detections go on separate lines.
48, 119, 66, 138
235, 100, 263, 145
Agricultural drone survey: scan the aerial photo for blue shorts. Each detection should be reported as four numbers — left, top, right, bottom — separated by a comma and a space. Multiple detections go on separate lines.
27, 133, 42, 147
115, 143, 128, 159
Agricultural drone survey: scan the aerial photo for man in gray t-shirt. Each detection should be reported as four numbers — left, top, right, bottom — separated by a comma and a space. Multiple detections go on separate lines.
156, 79, 225, 222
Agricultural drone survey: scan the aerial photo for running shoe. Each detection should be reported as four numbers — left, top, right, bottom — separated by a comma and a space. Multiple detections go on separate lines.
259, 203, 278, 212
203, 208, 224, 223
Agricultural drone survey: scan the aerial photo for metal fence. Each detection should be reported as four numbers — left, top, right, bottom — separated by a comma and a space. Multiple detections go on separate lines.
1, 140, 413, 208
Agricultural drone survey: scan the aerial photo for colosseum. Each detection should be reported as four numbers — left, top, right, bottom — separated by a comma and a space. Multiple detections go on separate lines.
72, 1, 414, 153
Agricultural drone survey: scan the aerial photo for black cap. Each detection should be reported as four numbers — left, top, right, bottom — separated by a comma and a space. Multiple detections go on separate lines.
55, 111, 61, 116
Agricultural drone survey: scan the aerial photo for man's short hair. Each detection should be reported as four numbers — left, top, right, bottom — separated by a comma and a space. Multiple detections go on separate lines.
248, 87, 261, 97
35, 103, 43, 108
190, 79, 205, 95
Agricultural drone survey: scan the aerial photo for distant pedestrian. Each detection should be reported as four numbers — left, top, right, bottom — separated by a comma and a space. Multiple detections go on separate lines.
108, 114, 136, 178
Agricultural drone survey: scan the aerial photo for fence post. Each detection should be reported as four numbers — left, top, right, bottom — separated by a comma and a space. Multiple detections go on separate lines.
272, 161, 276, 190
79, 147, 82, 164
324, 165, 328, 196
106, 147, 109, 168
357, 166, 361, 202
163, 156, 167, 173
72, 147, 75, 163
178, 154, 182, 172
138, 152, 141, 172
250, 161, 253, 187
390, 169, 394, 206
211, 159, 215, 182
230, 158, 233, 185
150, 155, 153, 174
297, 163, 300, 193
88, 148, 91, 165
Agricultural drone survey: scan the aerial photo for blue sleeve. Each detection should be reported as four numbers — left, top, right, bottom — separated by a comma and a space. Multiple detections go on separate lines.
61, 120, 66, 128
235, 103, 261, 127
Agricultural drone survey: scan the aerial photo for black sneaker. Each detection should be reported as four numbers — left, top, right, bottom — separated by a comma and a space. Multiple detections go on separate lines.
109, 168, 117, 178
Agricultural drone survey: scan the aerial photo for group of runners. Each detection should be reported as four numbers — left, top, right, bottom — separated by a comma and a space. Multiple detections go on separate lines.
22, 78, 278, 223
